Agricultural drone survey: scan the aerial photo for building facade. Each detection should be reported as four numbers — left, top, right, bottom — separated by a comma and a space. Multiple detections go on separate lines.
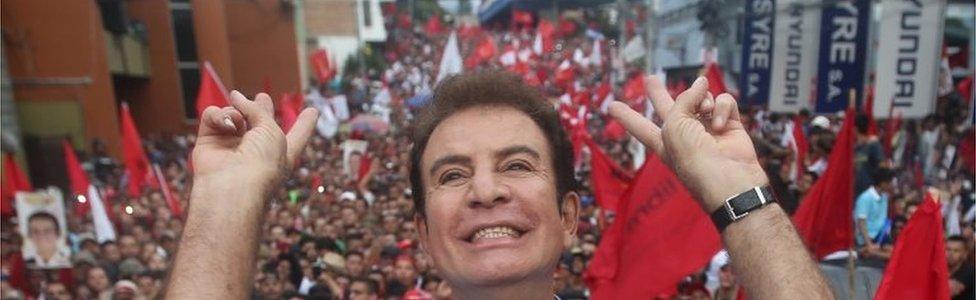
2, 0, 301, 187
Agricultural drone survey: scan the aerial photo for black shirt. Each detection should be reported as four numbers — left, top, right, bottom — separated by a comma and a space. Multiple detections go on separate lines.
951, 264, 974, 300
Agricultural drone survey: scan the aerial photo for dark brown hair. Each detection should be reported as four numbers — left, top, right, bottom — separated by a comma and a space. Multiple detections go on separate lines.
409, 70, 577, 217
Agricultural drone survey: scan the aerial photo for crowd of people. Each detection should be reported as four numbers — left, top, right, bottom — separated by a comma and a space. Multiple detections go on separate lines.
1, 9, 974, 300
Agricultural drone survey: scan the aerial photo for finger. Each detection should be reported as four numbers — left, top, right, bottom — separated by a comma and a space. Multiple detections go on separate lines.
254, 93, 275, 116
672, 76, 710, 120
711, 93, 741, 131
608, 101, 664, 156
285, 108, 320, 167
646, 75, 674, 121
699, 92, 715, 114
230, 90, 274, 127
198, 106, 231, 137
218, 106, 247, 135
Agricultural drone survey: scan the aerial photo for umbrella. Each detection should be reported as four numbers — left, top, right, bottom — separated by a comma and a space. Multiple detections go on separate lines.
348, 114, 389, 135
406, 91, 432, 109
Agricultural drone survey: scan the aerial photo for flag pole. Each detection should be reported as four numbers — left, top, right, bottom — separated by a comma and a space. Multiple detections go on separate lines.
846, 88, 857, 300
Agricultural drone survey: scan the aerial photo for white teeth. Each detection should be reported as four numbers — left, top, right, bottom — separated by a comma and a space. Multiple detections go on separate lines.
472, 226, 520, 241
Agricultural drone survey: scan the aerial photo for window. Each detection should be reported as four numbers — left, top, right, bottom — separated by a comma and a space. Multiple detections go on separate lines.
170, 1, 200, 119
362, 0, 372, 27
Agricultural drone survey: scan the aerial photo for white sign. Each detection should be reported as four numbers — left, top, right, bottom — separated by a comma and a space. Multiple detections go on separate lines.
769, 0, 821, 113
873, 0, 946, 118
16, 188, 71, 269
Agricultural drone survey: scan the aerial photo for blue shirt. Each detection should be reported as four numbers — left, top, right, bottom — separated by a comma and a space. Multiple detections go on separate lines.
854, 187, 888, 245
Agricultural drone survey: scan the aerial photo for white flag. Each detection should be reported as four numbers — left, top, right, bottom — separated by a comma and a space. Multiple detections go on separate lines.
87, 185, 116, 243
621, 36, 646, 63
532, 33, 543, 56
589, 39, 603, 67
654, 67, 666, 86
436, 31, 463, 83
308, 93, 339, 138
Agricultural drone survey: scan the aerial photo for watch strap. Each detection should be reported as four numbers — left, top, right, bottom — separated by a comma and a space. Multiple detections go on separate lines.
710, 186, 775, 232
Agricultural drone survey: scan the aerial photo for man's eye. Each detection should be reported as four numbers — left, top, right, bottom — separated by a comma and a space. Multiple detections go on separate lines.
439, 171, 465, 184
505, 161, 532, 172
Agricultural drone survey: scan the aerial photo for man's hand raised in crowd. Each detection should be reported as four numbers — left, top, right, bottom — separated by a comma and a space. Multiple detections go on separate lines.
608, 76, 766, 212
192, 91, 318, 190
166, 91, 318, 300
609, 76, 834, 299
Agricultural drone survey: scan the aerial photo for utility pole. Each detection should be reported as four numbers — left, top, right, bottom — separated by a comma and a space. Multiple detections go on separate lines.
645, 0, 656, 72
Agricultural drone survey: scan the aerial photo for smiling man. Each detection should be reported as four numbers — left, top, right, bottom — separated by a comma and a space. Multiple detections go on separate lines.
166, 71, 831, 299
407, 74, 581, 299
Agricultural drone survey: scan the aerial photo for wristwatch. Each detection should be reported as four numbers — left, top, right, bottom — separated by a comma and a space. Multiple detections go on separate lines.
710, 186, 775, 232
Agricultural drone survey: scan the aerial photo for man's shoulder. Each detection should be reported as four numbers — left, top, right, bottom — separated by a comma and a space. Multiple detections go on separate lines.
855, 189, 878, 203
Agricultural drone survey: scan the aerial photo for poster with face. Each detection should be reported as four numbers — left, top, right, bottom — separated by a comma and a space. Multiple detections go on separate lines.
342, 139, 368, 178
16, 187, 71, 269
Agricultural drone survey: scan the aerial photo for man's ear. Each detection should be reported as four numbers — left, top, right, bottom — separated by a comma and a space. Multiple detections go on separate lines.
560, 192, 581, 248
414, 215, 429, 253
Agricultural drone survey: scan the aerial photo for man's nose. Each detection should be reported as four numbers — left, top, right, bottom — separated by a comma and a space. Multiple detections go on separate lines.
467, 171, 511, 209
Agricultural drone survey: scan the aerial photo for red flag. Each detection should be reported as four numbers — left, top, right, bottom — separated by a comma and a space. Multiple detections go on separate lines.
585, 155, 721, 299
311, 49, 336, 85
457, 24, 483, 41
357, 152, 372, 183
153, 164, 183, 218
957, 76, 973, 103
512, 10, 533, 27
603, 119, 627, 142
792, 116, 809, 179
874, 193, 950, 300
558, 16, 577, 36
958, 129, 975, 173
622, 74, 647, 103
195, 61, 230, 119
554, 60, 575, 89
465, 36, 498, 68
534, 19, 556, 54
792, 107, 856, 259
277, 93, 303, 132
863, 87, 878, 135
882, 107, 902, 158
62, 140, 91, 217
2, 153, 33, 216
586, 139, 632, 212
120, 103, 153, 197
425, 15, 444, 35
703, 62, 728, 96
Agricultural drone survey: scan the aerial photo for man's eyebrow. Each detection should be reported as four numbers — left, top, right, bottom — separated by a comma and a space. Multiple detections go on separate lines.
427, 154, 472, 177
495, 145, 541, 161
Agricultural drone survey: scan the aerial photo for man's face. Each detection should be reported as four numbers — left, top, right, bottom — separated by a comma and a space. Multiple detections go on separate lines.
348, 281, 377, 300
45, 282, 72, 300
119, 236, 139, 259
87, 267, 110, 292
347, 254, 365, 276
341, 207, 358, 225
28, 217, 59, 256
102, 244, 122, 263
947, 240, 968, 267
415, 106, 579, 288
393, 258, 417, 285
